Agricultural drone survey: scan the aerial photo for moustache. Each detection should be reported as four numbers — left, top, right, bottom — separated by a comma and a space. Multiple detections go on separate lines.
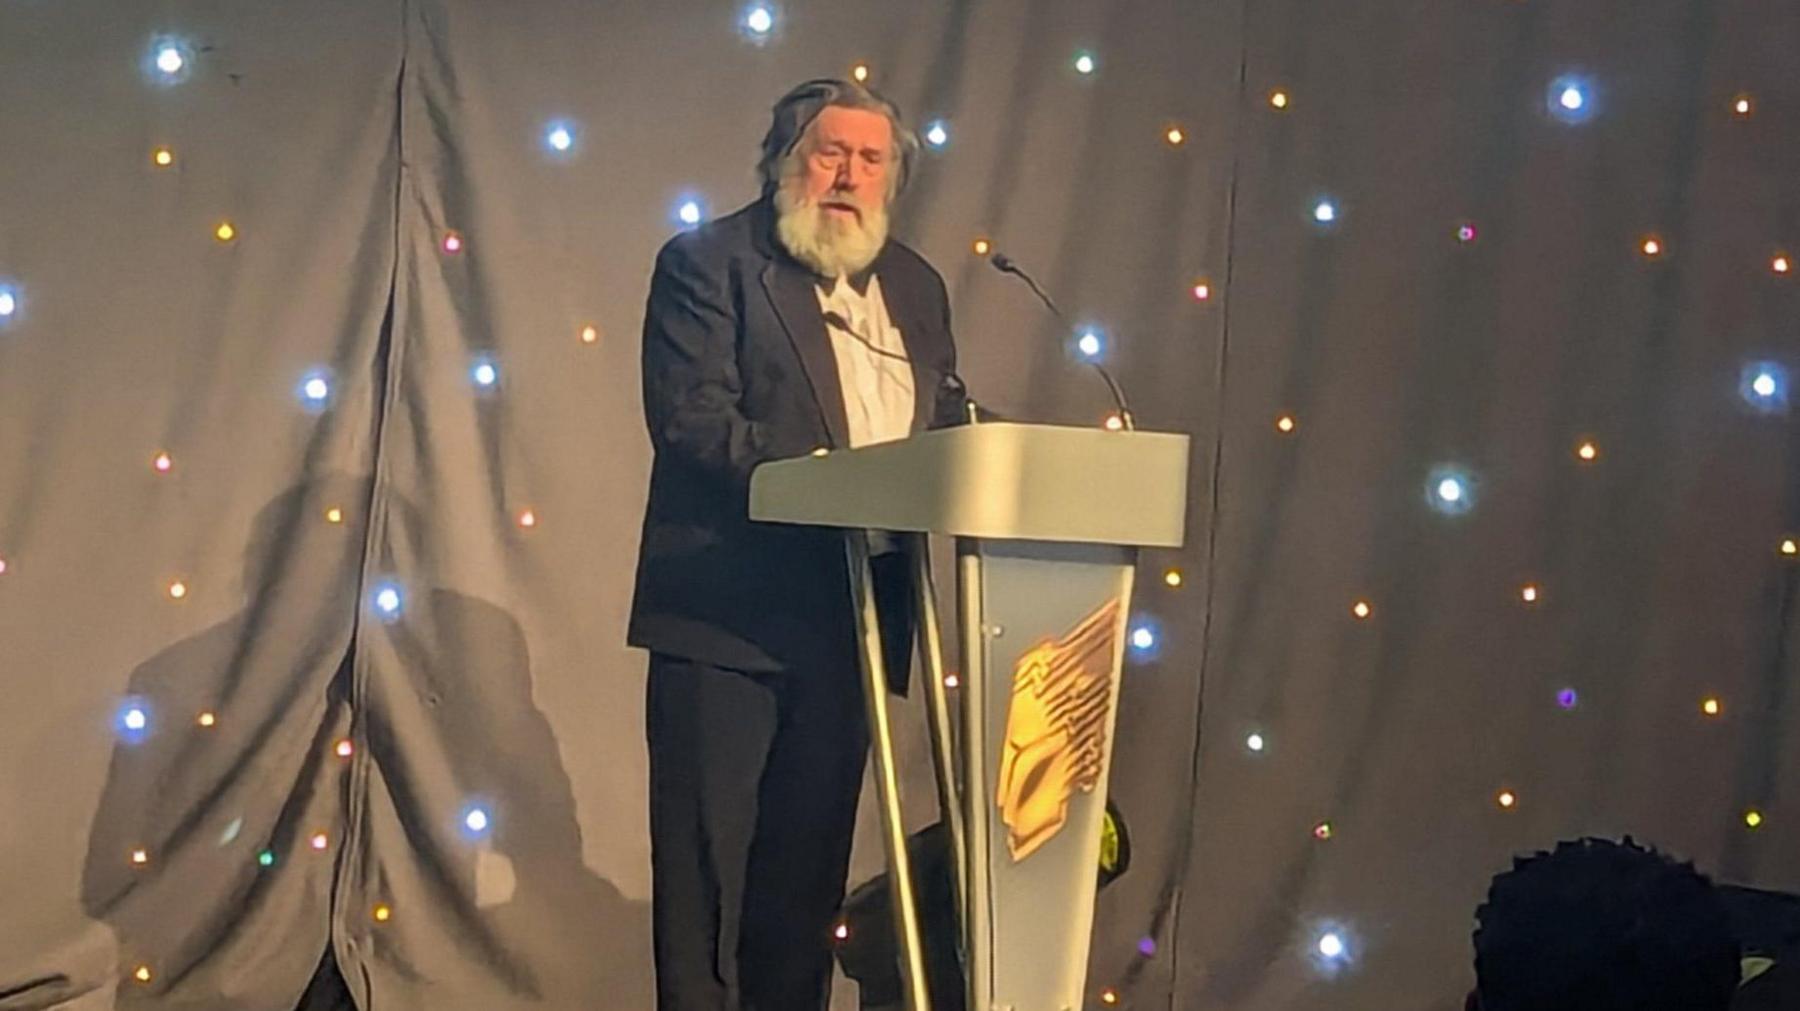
816, 192, 868, 219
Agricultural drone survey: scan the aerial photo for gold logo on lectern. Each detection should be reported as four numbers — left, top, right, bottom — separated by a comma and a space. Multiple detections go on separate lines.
995, 598, 1121, 862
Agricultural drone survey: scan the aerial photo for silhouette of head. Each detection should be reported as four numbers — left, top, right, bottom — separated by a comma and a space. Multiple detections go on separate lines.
1470, 837, 1739, 1011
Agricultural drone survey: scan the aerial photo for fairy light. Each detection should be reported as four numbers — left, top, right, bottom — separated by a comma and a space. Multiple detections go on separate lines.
131, 848, 149, 866
168, 580, 187, 599
1313, 822, 1333, 840
1640, 236, 1663, 257
1269, 90, 1289, 110
152, 147, 174, 168
1745, 809, 1764, 829
1276, 414, 1296, 433
310, 832, 329, 851
1576, 440, 1599, 462
1164, 569, 1183, 588
197, 711, 216, 727
1520, 584, 1539, 603
851, 63, 870, 83
580, 324, 599, 344
972, 237, 992, 256
1497, 790, 1518, 809
374, 904, 392, 922
134, 965, 153, 984
442, 231, 464, 254
517, 509, 538, 529
215, 222, 236, 242
1351, 600, 1372, 620
1702, 697, 1722, 717
325, 507, 344, 524
153, 452, 173, 473
335, 738, 354, 758
1164, 126, 1186, 146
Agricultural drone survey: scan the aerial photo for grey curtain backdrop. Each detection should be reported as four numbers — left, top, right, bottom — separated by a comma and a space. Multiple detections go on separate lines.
1, 1, 1795, 1009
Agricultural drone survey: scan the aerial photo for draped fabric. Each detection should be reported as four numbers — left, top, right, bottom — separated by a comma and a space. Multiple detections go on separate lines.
0, 2, 1794, 1009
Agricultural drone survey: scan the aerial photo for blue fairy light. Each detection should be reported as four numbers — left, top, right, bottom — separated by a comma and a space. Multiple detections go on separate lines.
1425, 466, 1477, 516
1547, 75, 1597, 124
1740, 361, 1788, 414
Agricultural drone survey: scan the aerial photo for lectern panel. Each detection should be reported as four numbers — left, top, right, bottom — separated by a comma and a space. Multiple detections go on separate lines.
962, 539, 1136, 1011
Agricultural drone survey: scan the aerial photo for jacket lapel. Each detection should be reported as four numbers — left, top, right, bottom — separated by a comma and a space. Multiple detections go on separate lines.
761, 259, 851, 449
870, 248, 939, 435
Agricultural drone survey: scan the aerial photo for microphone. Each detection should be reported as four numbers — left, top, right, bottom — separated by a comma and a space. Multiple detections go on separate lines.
988, 252, 1135, 430
823, 310, 982, 425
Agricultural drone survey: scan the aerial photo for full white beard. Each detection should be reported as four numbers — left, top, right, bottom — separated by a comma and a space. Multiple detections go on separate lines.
774, 180, 890, 278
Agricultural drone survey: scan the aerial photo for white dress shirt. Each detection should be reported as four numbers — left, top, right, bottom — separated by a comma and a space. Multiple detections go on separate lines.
816, 274, 916, 448
816, 274, 916, 555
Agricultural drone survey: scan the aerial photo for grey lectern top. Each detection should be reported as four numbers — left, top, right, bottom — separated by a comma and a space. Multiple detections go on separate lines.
749, 422, 1189, 548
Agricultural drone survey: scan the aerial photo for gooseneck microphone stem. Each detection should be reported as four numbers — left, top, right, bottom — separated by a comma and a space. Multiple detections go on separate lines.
989, 253, 1135, 431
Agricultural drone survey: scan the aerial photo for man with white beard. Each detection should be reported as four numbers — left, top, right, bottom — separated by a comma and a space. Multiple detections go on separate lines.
627, 79, 971, 1009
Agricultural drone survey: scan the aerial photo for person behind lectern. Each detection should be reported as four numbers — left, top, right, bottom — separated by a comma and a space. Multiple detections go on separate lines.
627, 78, 973, 1010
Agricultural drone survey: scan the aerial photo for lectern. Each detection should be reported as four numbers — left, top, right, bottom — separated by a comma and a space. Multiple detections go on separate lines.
750, 422, 1190, 1011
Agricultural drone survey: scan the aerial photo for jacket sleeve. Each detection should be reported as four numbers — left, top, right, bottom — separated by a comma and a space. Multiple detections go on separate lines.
640, 236, 783, 492
927, 270, 1005, 428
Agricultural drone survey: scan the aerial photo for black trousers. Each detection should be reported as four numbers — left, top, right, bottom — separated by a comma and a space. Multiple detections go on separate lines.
646, 650, 872, 1011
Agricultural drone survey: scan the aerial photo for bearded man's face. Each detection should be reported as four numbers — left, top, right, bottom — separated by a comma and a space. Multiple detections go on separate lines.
774, 105, 894, 278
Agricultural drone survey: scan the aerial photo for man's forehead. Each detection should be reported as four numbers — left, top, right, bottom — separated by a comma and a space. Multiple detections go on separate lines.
812, 106, 892, 145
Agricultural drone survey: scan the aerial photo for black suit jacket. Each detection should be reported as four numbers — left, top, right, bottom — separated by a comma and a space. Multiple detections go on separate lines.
627, 198, 968, 675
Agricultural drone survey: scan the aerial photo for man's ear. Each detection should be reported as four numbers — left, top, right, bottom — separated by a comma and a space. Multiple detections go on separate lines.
1464, 989, 1481, 1011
